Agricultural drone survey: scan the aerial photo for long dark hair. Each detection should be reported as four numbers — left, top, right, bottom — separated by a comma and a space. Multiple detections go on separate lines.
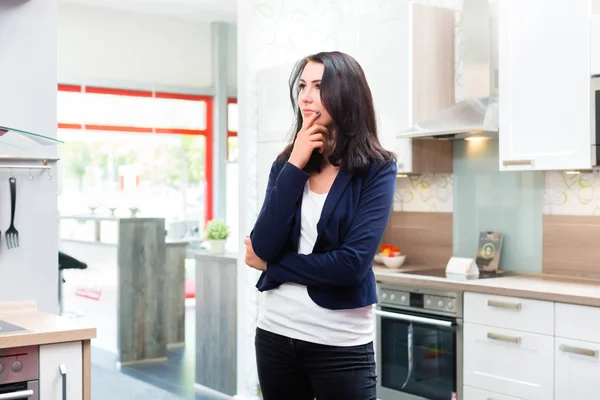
276, 51, 395, 174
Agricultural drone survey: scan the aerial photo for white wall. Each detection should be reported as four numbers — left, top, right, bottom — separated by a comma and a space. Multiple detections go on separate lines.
59, 3, 237, 90
0, 0, 59, 313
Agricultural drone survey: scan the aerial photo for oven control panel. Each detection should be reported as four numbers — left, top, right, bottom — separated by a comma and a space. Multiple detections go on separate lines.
0, 345, 39, 385
424, 294, 457, 313
378, 284, 460, 316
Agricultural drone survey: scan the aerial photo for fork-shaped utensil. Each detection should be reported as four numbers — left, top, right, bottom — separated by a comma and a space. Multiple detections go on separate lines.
6, 177, 18, 249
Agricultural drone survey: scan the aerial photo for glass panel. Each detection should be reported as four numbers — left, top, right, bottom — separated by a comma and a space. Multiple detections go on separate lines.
453, 139, 543, 272
381, 312, 456, 400
227, 136, 239, 162
57, 91, 207, 130
57, 130, 205, 224
0, 125, 63, 149
227, 102, 238, 132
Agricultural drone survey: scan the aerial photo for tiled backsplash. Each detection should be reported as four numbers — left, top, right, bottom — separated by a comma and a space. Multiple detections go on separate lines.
394, 174, 453, 212
544, 170, 600, 215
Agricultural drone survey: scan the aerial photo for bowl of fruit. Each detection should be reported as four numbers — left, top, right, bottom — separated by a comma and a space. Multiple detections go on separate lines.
375, 244, 406, 269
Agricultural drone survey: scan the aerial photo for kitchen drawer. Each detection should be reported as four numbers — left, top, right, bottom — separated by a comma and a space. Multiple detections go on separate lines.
555, 337, 600, 400
555, 302, 600, 343
463, 322, 554, 399
592, 16, 600, 75
464, 386, 522, 400
463, 292, 554, 335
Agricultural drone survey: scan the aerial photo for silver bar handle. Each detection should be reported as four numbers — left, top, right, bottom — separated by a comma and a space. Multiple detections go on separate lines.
487, 299, 522, 310
0, 390, 34, 399
373, 309, 453, 328
60, 363, 67, 400
559, 344, 599, 358
487, 332, 521, 344
502, 159, 533, 166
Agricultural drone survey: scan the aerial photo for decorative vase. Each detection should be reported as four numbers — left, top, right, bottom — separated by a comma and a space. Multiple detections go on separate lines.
210, 239, 226, 254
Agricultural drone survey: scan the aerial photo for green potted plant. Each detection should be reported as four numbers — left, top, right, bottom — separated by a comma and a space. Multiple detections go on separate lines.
205, 219, 229, 254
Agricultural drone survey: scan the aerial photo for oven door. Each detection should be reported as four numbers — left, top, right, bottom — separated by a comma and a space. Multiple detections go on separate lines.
0, 381, 38, 400
375, 307, 460, 400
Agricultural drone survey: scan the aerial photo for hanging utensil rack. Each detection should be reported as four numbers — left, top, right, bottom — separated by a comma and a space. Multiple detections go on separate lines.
0, 156, 58, 169
0, 156, 59, 178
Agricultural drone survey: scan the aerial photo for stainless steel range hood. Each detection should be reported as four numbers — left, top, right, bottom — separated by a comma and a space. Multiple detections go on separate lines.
399, 0, 499, 140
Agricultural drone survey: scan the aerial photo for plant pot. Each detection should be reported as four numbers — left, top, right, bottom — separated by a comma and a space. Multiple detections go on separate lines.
209, 239, 226, 254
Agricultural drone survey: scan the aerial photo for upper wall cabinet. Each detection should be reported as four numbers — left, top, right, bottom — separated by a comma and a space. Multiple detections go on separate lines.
337, 3, 455, 174
499, 0, 592, 171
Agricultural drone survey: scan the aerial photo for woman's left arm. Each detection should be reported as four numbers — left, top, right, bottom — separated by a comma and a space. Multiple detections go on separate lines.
261, 161, 397, 288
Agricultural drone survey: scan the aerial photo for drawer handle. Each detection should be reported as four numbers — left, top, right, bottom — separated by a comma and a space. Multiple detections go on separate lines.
559, 344, 599, 358
502, 159, 533, 166
487, 332, 521, 344
487, 299, 522, 310
60, 363, 67, 400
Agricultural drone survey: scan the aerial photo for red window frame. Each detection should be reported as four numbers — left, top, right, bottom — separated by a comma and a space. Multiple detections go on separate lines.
57, 84, 215, 223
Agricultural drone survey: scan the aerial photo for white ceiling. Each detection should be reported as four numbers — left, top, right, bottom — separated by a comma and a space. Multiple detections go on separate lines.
59, 0, 237, 23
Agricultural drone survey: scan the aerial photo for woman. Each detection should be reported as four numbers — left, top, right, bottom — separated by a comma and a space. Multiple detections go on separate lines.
244, 51, 397, 400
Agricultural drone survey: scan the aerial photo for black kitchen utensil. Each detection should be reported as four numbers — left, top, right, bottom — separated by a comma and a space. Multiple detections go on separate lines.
6, 177, 18, 249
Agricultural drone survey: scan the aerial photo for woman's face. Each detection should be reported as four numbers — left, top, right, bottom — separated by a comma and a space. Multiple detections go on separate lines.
298, 61, 334, 129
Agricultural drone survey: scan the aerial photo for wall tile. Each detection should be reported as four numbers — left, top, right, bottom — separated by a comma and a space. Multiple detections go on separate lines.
394, 174, 454, 212
544, 171, 600, 216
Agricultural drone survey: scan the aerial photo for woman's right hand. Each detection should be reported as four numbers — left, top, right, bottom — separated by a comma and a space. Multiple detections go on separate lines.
288, 110, 329, 170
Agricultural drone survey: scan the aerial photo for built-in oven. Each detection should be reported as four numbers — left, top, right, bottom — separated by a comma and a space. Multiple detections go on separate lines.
375, 284, 462, 400
0, 346, 39, 400
592, 75, 600, 166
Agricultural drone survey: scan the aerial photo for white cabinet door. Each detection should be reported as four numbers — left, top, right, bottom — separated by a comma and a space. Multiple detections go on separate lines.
338, 4, 413, 172
464, 386, 523, 400
555, 337, 600, 400
40, 341, 83, 400
463, 323, 554, 399
498, 0, 591, 171
463, 292, 554, 335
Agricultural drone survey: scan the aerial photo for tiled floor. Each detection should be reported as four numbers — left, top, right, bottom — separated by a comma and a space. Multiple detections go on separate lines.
92, 305, 227, 400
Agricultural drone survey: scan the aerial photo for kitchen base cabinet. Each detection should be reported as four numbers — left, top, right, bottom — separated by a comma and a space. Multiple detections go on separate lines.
464, 386, 522, 400
463, 322, 554, 399
555, 337, 600, 399
39, 341, 83, 400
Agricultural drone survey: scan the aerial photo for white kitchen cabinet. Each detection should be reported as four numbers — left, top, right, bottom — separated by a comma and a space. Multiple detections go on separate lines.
337, 3, 455, 174
256, 141, 287, 211
463, 322, 554, 399
463, 386, 523, 400
555, 302, 600, 343
463, 292, 554, 335
498, 0, 592, 171
555, 337, 600, 399
39, 341, 83, 400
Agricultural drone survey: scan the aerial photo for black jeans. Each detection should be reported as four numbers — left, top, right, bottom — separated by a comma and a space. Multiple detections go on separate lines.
255, 328, 377, 400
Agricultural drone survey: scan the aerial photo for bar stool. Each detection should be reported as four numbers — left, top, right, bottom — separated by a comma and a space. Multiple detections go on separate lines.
58, 251, 87, 316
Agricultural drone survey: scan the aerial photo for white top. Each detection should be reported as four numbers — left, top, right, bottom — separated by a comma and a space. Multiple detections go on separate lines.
257, 181, 374, 347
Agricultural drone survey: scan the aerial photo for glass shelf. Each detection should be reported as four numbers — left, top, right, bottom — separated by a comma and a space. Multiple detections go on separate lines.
0, 125, 64, 149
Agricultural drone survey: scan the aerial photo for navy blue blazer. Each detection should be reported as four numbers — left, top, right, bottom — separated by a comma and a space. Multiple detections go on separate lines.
250, 159, 397, 310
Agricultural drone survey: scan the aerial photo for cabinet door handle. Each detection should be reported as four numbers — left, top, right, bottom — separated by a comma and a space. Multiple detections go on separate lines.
559, 344, 599, 358
487, 332, 521, 344
0, 390, 34, 399
487, 299, 522, 310
60, 363, 67, 400
502, 159, 533, 166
